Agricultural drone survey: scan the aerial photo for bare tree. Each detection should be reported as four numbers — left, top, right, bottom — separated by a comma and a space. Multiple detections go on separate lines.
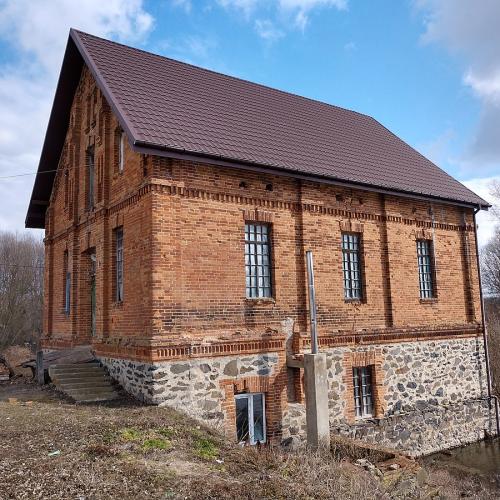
481, 182, 500, 295
0, 231, 44, 348
482, 232, 500, 295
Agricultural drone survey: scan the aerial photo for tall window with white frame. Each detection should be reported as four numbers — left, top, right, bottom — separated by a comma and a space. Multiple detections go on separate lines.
87, 146, 95, 210
353, 366, 374, 418
416, 239, 435, 299
235, 393, 266, 445
63, 250, 70, 315
342, 233, 362, 300
118, 131, 125, 173
115, 227, 124, 302
244, 223, 272, 299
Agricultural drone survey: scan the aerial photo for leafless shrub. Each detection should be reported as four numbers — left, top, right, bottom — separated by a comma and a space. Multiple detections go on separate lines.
485, 297, 500, 394
0, 231, 44, 349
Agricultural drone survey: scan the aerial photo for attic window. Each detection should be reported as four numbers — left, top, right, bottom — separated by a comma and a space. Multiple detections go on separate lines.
118, 131, 125, 173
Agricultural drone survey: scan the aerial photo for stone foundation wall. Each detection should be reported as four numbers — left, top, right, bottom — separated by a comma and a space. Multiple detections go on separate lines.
282, 336, 494, 456
101, 336, 495, 456
100, 352, 281, 431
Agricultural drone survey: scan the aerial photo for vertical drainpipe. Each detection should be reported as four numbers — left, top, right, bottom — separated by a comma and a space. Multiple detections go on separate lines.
473, 206, 500, 437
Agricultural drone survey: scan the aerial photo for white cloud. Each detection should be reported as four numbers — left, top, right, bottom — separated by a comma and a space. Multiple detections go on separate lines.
415, 0, 500, 176
171, 0, 192, 13
154, 35, 220, 68
216, 0, 347, 35
278, 0, 347, 31
254, 19, 284, 42
216, 0, 260, 18
344, 41, 356, 52
462, 176, 500, 248
0, 0, 154, 233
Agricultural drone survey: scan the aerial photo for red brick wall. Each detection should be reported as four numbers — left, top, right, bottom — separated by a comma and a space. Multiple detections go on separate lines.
43, 66, 154, 349
42, 64, 483, 360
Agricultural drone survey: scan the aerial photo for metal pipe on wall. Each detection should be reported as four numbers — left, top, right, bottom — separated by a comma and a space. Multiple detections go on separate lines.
473, 207, 500, 437
306, 250, 319, 354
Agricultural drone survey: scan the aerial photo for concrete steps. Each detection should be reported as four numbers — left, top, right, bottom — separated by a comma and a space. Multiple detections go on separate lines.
49, 362, 119, 403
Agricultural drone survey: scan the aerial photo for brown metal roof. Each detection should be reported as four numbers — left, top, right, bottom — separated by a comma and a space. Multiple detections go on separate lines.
26, 29, 488, 228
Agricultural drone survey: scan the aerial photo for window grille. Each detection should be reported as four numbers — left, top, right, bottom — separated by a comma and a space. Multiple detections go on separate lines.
342, 233, 362, 300
115, 227, 124, 302
417, 239, 435, 299
63, 251, 70, 315
245, 223, 272, 298
353, 366, 374, 418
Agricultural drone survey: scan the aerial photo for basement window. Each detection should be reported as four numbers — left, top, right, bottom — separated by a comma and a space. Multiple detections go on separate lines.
235, 393, 266, 445
353, 366, 374, 418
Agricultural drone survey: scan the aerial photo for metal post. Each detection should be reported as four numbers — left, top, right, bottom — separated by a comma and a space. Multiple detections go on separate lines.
473, 208, 500, 437
306, 250, 319, 354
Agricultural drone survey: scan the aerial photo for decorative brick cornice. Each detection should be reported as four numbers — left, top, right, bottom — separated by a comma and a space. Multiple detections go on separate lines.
297, 324, 482, 352
46, 179, 475, 244
91, 335, 286, 362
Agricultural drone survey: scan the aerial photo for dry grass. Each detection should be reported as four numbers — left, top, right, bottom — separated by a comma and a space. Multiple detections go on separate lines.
0, 345, 34, 377
485, 298, 500, 394
1, 380, 499, 499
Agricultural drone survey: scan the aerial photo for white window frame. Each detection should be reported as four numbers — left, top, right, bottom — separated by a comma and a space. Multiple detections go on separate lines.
118, 131, 125, 172
353, 366, 374, 419
234, 393, 266, 445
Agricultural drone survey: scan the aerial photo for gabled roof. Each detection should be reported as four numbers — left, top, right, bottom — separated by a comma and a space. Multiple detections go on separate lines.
26, 29, 488, 228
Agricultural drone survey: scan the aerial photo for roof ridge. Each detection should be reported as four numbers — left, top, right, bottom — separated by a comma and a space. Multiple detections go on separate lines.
70, 28, 372, 121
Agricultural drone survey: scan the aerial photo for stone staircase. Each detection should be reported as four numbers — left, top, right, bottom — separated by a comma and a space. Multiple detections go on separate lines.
48, 362, 119, 402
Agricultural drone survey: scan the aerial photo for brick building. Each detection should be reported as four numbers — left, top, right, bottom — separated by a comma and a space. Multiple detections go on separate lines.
26, 30, 496, 456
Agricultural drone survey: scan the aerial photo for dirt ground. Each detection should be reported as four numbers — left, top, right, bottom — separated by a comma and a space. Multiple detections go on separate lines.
0, 379, 498, 500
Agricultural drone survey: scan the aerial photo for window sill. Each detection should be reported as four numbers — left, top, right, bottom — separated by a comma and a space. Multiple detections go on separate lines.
344, 298, 364, 305
245, 297, 275, 305
419, 298, 438, 304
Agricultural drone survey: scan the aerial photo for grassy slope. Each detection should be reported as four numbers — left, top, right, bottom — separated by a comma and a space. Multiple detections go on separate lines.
0, 381, 497, 500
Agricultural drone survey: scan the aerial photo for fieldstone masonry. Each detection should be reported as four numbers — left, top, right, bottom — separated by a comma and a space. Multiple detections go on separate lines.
101, 336, 493, 457
100, 353, 280, 424
282, 336, 493, 456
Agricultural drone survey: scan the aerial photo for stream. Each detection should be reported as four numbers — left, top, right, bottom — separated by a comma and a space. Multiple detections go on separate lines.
424, 439, 500, 476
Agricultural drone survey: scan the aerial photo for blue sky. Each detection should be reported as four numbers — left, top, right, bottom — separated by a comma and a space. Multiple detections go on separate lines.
0, 0, 498, 244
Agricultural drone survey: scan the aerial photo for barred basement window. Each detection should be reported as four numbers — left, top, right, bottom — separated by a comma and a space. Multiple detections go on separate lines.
342, 233, 362, 300
115, 227, 124, 302
417, 239, 435, 299
245, 223, 272, 298
353, 366, 373, 418
235, 393, 266, 445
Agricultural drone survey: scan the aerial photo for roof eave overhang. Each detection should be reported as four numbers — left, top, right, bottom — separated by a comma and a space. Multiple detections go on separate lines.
132, 140, 490, 211
25, 29, 489, 230
25, 34, 84, 229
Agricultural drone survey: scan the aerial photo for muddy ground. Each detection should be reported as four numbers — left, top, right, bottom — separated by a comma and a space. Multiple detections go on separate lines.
0, 379, 498, 500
